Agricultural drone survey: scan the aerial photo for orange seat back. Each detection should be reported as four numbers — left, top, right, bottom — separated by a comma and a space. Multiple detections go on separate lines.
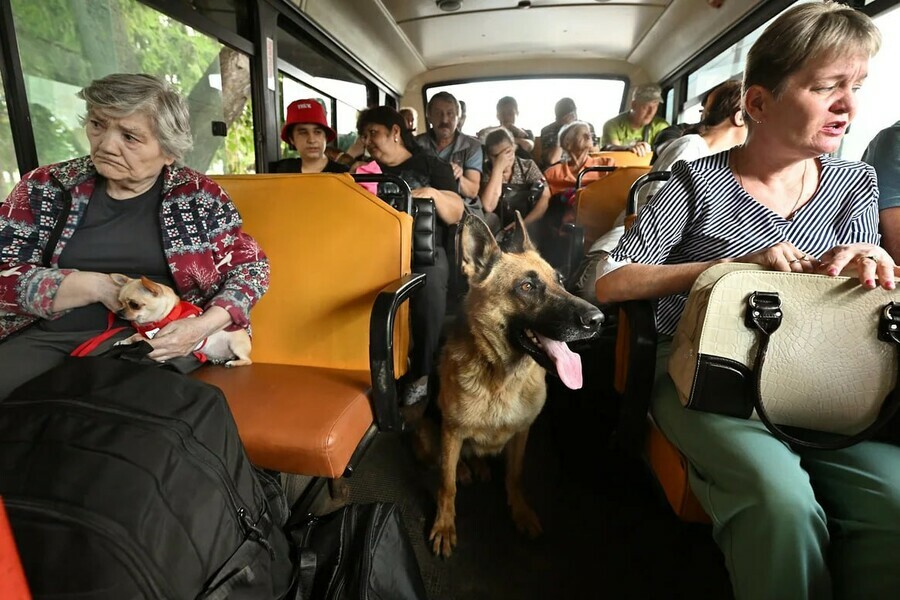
591, 150, 652, 167
575, 166, 650, 250
211, 174, 413, 372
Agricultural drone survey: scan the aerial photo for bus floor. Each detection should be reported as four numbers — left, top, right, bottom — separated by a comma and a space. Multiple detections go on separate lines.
343, 377, 734, 600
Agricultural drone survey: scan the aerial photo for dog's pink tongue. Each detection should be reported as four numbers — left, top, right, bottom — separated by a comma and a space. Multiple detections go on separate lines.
536, 334, 583, 390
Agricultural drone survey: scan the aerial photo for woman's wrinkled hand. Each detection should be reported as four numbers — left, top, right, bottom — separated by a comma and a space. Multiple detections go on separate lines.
145, 316, 212, 362
733, 241, 818, 273
817, 243, 897, 290
630, 141, 652, 157
96, 273, 125, 313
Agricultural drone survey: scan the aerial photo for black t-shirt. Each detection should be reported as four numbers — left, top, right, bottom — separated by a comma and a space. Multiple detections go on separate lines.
378, 153, 457, 246
377, 153, 457, 194
271, 158, 350, 174
40, 175, 175, 332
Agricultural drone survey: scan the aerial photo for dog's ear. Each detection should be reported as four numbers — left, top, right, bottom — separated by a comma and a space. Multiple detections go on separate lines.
109, 273, 131, 286
460, 213, 500, 283
502, 211, 537, 254
139, 276, 163, 297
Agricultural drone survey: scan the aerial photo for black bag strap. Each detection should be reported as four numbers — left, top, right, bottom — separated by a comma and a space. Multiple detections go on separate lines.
42, 185, 73, 267
746, 293, 900, 450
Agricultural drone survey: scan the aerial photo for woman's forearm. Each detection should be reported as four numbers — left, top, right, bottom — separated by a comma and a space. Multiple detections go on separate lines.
595, 260, 726, 304
432, 189, 466, 224
51, 271, 119, 313
481, 171, 505, 213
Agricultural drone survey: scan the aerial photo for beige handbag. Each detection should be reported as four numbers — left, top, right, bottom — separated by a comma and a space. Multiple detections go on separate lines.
668, 263, 900, 449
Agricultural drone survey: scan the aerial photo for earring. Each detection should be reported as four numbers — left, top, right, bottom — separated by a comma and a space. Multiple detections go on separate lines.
394, 137, 398, 142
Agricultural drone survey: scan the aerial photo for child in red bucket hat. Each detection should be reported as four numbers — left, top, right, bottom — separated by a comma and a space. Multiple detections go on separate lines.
271, 99, 350, 174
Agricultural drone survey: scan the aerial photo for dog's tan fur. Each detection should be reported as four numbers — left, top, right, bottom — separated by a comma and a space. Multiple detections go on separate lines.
427, 214, 603, 557
111, 274, 252, 367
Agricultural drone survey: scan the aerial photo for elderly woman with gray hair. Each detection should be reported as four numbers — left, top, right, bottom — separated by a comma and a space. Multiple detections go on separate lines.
0, 73, 268, 398
597, 3, 900, 598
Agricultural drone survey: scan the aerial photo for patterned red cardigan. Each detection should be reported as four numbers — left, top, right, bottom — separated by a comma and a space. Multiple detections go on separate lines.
0, 156, 269, 341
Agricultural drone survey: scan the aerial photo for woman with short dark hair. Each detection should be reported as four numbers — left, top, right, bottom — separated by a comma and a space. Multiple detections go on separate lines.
355, 106, 464, 406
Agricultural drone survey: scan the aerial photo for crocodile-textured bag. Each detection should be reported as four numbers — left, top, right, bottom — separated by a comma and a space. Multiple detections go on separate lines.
668, 263, 900, 449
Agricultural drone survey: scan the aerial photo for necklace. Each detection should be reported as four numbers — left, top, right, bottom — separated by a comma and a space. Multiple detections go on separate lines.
735, 147, 809, 218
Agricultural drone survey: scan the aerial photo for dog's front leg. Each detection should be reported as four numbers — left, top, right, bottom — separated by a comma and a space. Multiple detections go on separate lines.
429, 426, 463, 558
114, 332, 145, 347
505, 428, 542, 538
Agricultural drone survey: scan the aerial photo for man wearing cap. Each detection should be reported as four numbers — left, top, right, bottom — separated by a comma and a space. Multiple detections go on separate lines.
539, 97, 594, 169
272, 99, 350, 173
601, 84, 670, 157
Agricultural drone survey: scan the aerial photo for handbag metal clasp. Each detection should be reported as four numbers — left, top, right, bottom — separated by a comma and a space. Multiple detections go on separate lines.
878, 301, 900, 345
745, 291, 783, 333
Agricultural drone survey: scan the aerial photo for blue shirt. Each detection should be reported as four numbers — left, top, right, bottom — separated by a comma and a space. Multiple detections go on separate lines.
861, 121, 900, 211
609, 150, 880, 335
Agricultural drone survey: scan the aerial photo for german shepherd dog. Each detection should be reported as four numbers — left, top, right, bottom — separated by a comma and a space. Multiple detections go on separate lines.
428, 213, 604, 557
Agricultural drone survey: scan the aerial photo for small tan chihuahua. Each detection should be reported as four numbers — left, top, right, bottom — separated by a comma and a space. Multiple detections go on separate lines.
111, 274, 252, 367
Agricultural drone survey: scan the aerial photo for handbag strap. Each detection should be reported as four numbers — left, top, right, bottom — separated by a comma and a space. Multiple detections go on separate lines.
746, 293, 900, 450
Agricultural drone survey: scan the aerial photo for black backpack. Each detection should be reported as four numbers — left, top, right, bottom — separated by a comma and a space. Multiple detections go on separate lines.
291, 502, 427, 600
0, 356, 295, 599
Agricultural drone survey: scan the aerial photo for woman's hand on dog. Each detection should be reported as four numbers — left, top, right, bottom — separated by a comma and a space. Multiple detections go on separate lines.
146, 306, 232, 362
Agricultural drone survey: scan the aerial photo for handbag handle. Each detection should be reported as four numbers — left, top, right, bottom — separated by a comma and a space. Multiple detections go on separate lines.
746, 293, 900, 450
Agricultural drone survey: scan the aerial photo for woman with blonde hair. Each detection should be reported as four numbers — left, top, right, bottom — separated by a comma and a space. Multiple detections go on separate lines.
596, 3, 899, 598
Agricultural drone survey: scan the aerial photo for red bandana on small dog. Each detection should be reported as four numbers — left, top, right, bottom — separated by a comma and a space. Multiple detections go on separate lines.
71, 301, 207, 362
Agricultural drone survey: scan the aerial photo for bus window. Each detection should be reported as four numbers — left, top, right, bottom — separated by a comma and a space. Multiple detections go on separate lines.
424, 78, 626, 140
9, 0, 254, 175
278, 72, 332, 160
0, 76, 20, 199
277, 21, 368, 153
837, 4, 900, 161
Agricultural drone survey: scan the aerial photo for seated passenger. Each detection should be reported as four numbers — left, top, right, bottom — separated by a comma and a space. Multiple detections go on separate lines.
477, 96, 535, 160
355, 106, 465, 406
399, 106, 419, 133
595, 5, 900, 599
271, 99, 350, 174
0, 73, 268, 399
479, 128, 550, 231
572, 79, 747, 303
543, 121, 614, 196
539, 97, 595, 168
601, 84, 670, 157
861, 119, 900, 262
415, 92, 484, 216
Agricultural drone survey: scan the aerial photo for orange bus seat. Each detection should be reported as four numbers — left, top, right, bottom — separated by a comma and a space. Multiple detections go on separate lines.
591, 150, 653, 167
0, 498, 31, 600
195, 174, 416, 478
574, 166, 650, 250
612, 176, 709, 524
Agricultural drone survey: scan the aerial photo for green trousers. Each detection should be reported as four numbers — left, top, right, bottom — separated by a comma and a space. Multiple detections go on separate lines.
652, 338, 900, 600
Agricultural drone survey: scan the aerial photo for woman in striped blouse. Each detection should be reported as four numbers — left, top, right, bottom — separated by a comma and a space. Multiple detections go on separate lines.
596, 4, 899, 599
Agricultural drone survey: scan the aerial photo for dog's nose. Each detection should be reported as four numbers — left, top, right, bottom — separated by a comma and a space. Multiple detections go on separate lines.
580, 308, 604, 330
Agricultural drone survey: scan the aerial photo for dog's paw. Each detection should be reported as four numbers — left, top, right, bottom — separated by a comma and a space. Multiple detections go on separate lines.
511, 503, 542, 539
428, 520, 457, 558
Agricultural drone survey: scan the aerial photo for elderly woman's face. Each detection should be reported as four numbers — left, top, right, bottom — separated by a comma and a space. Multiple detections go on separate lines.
563, 125, 593, 155
86, 109, 174, 192
759, 53, 867, 156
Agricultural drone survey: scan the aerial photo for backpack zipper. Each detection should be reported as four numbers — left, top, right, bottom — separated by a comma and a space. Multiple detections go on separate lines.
1, 398, 260, 538
5, 497, 173, 599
